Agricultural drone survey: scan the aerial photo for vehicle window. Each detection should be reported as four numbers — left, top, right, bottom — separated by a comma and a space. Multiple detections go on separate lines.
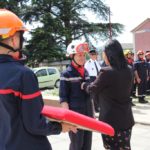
36, 69, 47, 77
48, 68, 56, 75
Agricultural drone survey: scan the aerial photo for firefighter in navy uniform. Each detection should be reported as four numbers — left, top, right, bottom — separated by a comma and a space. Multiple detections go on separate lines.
85, 49, 101, 112
0, 100, 11, 150
59, 41, 94, 150
134, 50, 149, 103
131, 52, 137, 98
0, 9, 76, 150
124, 50, 136, 106
145, 51, 150, 62
124, 50, 134, 66
145, 51, 150, 94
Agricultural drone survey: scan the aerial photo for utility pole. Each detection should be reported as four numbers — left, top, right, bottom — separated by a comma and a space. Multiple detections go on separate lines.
109, 7, 112, 40
84, 33, 96, 51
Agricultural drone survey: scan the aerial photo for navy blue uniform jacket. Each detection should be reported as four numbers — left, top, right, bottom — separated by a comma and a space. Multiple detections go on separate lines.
59, 64, 93, 117
134, 59, 148, 79
0, 100, 10, 150
0, 55, 62, 150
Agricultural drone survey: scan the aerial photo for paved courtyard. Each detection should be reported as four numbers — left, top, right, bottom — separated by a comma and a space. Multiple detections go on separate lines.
42, 91, 150, 150
48, 124, 150, 150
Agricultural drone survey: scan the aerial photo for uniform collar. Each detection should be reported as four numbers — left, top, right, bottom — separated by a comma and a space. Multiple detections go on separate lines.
0, 54, 16, 63
137, 58, 145, 62
66, 64, 73, 72
71, 62, 85, 77
67, 64, 85, 78
90, 58, 96, 62
0, 54, 25, 65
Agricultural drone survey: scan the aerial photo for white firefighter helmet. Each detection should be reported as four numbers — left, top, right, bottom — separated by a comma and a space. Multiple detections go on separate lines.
66, 40, 90, 57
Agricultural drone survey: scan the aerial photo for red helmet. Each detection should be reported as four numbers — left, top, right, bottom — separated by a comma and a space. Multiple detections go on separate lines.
145, 51, 150, 56
137, 50, 144, 55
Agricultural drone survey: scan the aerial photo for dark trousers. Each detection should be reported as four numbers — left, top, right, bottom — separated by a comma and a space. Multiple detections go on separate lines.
137, 79, 147, 97
132, 83, 136, 97
146, 79, 150, 94
69, 100, 93, 150
69, 129, 92, 150
130, 82, 135, 103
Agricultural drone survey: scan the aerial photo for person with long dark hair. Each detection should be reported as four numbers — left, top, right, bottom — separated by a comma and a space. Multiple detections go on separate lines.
81, 39, 135, 150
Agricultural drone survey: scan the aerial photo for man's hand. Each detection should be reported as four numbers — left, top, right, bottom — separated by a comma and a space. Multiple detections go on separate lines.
61, 122, 77, 133
61, 102, 69, 109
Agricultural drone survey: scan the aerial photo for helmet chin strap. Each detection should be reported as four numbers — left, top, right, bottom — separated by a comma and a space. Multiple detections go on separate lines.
0, 42, 17, 52
72, 54, 83, 68
0, 32, 25, 59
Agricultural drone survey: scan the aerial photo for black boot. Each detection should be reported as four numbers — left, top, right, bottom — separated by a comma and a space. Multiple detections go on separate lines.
130, 97, 136, 106
131, 102, 136, 106
139, 97, 148, 104
132, 93, 137, 98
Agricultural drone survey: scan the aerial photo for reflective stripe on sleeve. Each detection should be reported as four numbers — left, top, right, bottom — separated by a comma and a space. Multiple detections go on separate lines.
0, 89, 41, 100
60, 77, 82, 81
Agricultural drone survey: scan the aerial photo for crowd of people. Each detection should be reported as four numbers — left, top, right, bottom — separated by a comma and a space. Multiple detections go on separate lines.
0, 8, 149, 150
124, 49, 150, 104
84, 47, 150, 107
59, 39, 150, 150
59, 39, 135, 150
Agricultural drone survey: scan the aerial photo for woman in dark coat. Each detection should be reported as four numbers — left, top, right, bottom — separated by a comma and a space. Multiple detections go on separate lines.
82, 39, 135, 150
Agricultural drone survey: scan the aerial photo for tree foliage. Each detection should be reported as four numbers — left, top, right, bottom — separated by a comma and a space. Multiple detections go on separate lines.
0, 0, 124, 65
0, 0, 29, 17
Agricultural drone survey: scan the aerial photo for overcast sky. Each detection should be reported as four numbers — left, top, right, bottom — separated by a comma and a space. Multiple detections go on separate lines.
105, 0, 150, 43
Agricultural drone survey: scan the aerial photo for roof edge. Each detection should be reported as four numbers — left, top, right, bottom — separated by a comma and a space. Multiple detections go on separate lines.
131, 18, 150, 32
